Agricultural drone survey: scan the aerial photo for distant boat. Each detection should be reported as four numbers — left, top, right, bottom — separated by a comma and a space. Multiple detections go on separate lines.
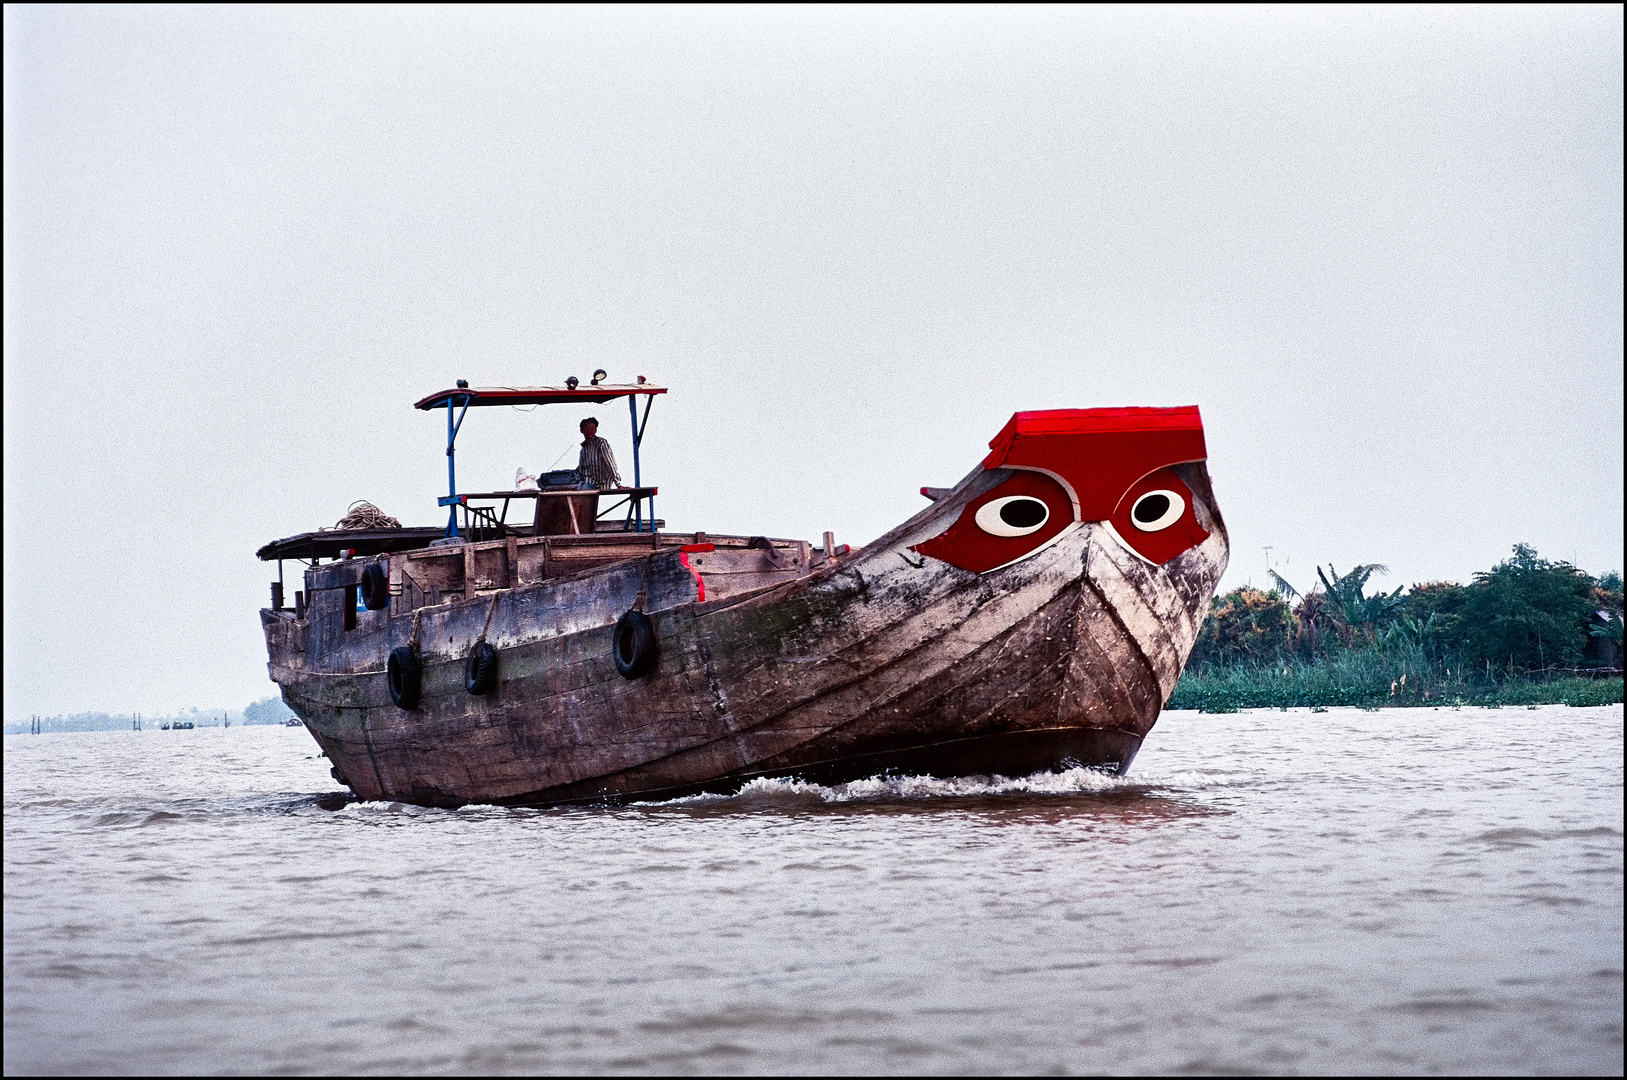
163, 721, 194, 731
284, 717, 302, 727
258, 381, 1227, 807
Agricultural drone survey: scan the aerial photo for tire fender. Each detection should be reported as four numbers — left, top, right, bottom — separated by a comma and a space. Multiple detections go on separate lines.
465, 641, 498, 695
614, 609, 658, 679
361, 563, 388, 610
387, 645, 421, 709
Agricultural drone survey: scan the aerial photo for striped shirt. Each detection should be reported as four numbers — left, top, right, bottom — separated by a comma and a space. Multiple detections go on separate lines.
578, 435, 621, 490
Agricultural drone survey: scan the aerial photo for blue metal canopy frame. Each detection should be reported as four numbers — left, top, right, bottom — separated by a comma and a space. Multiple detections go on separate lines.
629, 393, 655, 531
437, 392, 475, 538
429, 383, 663, 538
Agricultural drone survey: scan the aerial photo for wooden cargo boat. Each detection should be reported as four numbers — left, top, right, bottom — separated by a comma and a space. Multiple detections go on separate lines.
258, 380, 1228, 806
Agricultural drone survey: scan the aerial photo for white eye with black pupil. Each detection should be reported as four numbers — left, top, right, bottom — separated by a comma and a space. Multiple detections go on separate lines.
974, 496, 1050, 537
1130, 489, 1185, 532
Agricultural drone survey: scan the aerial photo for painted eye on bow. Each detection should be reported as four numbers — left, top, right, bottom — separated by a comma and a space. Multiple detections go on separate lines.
974, 495, 1051, 537
1129, 490, 1185, 532
912, 470, 1074, 574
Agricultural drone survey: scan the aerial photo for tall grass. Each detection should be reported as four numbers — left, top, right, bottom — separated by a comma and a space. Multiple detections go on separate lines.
1168, 642, 1623, 712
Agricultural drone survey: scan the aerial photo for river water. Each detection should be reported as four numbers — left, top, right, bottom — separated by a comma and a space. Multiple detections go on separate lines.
4, 705, 1621, 1075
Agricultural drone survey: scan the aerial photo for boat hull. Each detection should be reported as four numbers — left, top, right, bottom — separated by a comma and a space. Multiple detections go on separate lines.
263, 462, 1227, 806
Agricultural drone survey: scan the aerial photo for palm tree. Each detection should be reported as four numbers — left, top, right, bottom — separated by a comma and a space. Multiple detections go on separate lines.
1315, 564, 1405, 646
1381, 612, 1439, 652
1267, 569, 1300, 602
1590, 611, 1624, 666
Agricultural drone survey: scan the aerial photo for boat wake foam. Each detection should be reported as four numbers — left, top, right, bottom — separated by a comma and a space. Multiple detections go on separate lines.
327, 768, 1238, 814
644, 765, 1162, 807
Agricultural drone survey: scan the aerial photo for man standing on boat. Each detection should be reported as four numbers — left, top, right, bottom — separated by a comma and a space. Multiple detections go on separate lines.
577, 418, 621, 490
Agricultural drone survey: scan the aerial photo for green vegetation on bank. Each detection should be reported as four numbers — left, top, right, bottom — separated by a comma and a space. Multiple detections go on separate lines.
1170, 545, 1624, 712
1169, 662, 1623, 712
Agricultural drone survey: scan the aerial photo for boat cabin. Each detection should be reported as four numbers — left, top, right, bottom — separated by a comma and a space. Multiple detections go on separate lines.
415, 377, 667, 541
257, 378, 827, 621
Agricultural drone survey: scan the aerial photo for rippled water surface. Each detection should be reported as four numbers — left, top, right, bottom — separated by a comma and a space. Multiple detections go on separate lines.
5, 705, 1622, 1075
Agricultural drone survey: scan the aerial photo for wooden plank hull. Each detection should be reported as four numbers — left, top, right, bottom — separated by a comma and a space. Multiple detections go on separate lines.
263, 461, 1227, 806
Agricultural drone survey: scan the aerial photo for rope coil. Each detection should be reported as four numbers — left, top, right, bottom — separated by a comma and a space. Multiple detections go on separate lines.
335, 501, 402, 530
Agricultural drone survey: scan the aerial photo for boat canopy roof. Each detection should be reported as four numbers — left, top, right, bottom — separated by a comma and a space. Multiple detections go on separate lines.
257, 527, 446, 562
414, 383, 668, 410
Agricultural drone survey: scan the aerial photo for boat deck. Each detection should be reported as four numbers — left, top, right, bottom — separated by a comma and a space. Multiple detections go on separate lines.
264, 530, 829, 620
256, 518, 669, 562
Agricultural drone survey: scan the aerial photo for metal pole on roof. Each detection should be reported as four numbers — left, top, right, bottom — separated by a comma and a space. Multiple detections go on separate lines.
446, 400, 458, 538
628, 394, 643, 531
638, 394, 655, 532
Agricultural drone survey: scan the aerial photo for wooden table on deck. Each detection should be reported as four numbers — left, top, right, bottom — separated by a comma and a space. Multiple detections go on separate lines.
454, 487, 659, 535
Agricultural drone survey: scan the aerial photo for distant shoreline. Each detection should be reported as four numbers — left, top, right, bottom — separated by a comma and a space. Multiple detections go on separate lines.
3, 717, 293, 736
6, 696, 296, 736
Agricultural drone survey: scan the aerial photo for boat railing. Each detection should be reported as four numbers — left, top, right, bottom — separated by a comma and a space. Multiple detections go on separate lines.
461, 504, 515, 542
446, 487, 661, 539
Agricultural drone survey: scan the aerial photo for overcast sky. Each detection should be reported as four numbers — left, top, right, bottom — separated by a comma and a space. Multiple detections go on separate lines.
5, 5, 1621, 721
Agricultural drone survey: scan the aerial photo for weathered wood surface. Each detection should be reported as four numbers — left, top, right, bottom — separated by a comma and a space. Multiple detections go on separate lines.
263, 464, 1227, 806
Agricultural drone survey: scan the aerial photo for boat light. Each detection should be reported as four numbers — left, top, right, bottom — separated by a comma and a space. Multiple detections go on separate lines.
566, 376, 579, 390
591, 369, 607, 385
